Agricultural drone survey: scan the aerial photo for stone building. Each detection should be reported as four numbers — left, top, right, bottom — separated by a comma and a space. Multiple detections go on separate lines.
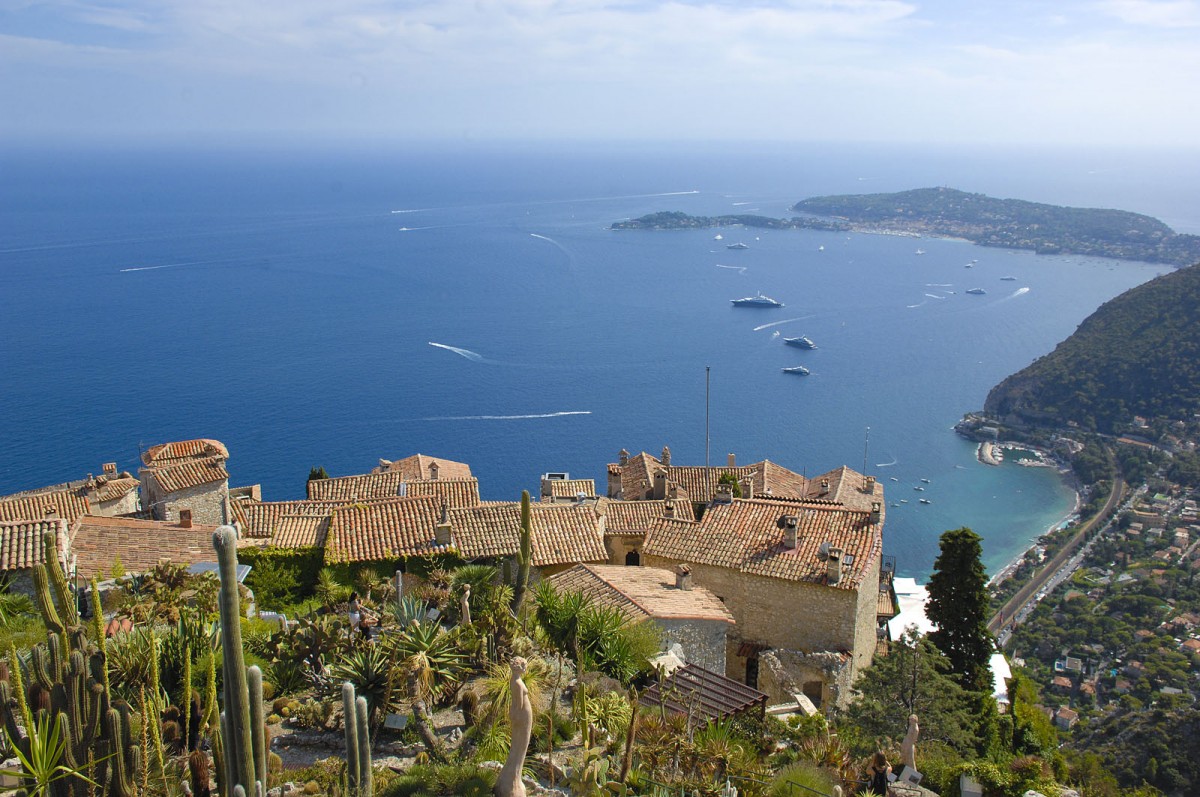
448, 501, 608, 579
0, 461, 140, 521
539, 474, 597, 504
595, 497, 694, 566
371, 454, 472, 481
139, 439, 232, 525
0, 518, 68, 596
548, 563, 735, 672
642, 488, 885, 710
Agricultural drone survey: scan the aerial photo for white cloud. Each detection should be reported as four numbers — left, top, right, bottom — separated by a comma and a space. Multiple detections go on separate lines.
1098, 0, 1200, 26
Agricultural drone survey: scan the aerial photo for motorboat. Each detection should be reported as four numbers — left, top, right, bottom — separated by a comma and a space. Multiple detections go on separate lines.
784, 336, 817, 350
731, 293, 783, 308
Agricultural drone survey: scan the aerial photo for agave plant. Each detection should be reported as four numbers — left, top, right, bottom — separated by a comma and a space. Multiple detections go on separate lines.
330, 644, 397, 724
393, 594, 427, 627
395, 620, 466, 761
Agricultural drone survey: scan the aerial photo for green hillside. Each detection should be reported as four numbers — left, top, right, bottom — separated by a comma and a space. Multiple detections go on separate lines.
793, 187, 1200, 265
983, 263, 1200, 432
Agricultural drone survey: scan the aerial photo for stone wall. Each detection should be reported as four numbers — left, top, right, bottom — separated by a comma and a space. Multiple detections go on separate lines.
91, 491, 141, 518
152, 482, 229, 526
656, 617, 728, 673
604, 535, 643, 565
756, 648, 854, 709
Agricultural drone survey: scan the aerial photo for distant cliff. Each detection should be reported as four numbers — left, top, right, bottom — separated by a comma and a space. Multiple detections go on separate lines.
983, 263, 1200, 433
793, 187, 1200, 266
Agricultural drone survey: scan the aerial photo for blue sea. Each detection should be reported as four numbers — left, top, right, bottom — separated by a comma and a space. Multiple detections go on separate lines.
4, 141, 1196, 578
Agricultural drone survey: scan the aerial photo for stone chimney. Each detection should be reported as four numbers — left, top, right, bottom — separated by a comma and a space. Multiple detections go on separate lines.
727, 453, 736, 467
652, 471, 668, 500
179, 509, 193, 529
827, 546, 843, 585
661, 445, 671, 466
44, 506, 56, 518
618, 449, 629, 466
429, 461, 440, 481
782, 515, 799, 549
864, 476, 876, 493
714, 482, 734, 504
663, 501, 675, 519
378, 458, 393, 470
739, 476, 754, 500
819, 478, 830, 496
102, 462, 117, 475
870, 501, 882, 525
675, 564, 693, 590
434, 503, 452, 546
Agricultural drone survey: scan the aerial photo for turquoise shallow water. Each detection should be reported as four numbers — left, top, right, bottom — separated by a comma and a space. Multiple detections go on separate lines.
0, 143, 1183, 578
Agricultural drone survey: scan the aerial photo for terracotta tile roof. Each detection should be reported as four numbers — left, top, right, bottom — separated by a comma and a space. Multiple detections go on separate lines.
618, 452, 661, 500
528, 505, 608, 567
271, 515, 330, 549
804, 466, 883, 512
89, 477, 140, 504
241, 500, 356, 539
142, 439, 228, 466
325, 496, 447, 563
448, 504, 521, 560
0, 519, 67, 571
229, 496, 250, 530
666, 466, 759, 502
753, 460, 809, 500
643, 497, 882, 590
547, 564, 734, 624
373, 454, 472, 481
0, 491, 91, 524
145, 457, 229, 493
307, 471, 406, 501
597, 498, 695, 534
543, 479, 597, 501
398, 478, 481, 508
69, 515, 221, 579
449, 503, 607, 566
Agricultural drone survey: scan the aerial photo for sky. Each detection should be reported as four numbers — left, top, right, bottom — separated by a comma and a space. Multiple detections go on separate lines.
2, 0, 1199, 148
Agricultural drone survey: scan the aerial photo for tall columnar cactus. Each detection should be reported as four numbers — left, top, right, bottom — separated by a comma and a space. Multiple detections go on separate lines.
103, 703, 141, 797
214, 525, 262, 794
341, 682, 373, 797
512, 490, 533, 612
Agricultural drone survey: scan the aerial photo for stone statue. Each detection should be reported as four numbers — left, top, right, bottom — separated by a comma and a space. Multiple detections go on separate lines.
495, 657, 531, 797
460, 584, 472, 626
901, 713, 919, 771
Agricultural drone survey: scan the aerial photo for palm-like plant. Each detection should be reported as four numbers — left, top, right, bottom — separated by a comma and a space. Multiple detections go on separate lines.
331, 645, 397, 724
474, 658, 549, 729
0, 712, 99, 797
394, 619, 466, 761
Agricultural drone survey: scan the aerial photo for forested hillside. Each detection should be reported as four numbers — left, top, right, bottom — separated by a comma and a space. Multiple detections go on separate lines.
983, 263, 1200, 432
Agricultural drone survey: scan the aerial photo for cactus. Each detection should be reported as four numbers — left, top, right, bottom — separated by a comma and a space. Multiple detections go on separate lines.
214, 526, 259, 793
340, 682, 373, 797
512, 491, 532, 613
102, 703, 141, 797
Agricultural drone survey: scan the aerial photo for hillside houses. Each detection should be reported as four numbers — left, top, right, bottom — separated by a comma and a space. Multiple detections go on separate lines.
0, 437, 889, 715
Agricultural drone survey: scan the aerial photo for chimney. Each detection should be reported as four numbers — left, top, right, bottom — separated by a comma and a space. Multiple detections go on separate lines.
661, 445, 671, 466
715, 483, 734, 504
782, 515, 799, 549
179, 509, 193, 529
870, 501, 882, 525
827, 546, 843, 585
663, 501, 675, 519
864, 476, 876, 493
102, 462, 118, 475
378, 458, 393, 471
618, 449, 629, 466
429, 461, 440, 481
739, 476, 754, 501
652, 471, 668, 500
44, 506, 57, 518
727, 453, 736, 467
675, 564, 693, 591
434, 503, 452, 546
819, 478, 830, 495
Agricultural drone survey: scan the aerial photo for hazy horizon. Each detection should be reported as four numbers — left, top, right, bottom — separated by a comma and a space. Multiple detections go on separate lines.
3, 1, 1200, 150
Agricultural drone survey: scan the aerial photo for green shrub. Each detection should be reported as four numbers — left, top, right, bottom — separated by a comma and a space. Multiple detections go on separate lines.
770, 762, 835, 797
377, 762, 495, 797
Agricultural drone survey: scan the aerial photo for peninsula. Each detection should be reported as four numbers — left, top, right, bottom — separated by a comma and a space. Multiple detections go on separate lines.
612, 187, 1200, 266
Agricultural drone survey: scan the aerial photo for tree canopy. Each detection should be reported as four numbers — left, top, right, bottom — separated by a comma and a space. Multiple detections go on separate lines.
927, 527, 993, 692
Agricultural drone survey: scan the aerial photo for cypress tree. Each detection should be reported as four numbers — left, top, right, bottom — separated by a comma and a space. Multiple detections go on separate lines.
927, 527, 993, 692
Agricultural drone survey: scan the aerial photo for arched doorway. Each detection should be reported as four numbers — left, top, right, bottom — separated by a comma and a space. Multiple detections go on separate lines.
625, 549, 641, 566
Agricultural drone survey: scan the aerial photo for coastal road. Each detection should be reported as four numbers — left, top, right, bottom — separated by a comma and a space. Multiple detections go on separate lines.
989, 474, 1126, 640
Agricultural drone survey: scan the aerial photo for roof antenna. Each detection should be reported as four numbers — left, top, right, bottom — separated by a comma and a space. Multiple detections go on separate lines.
862, 426, 870, 489
705, 365, 711, 469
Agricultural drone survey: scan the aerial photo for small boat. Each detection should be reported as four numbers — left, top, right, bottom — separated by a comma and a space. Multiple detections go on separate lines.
731, 293, 784, 308
891, 502, 899, 507
818, 245, 825, 251
714, 234, 724, 240
899, 499, 909, 504
965, 263, 974, 268
920, 478, 930, 483
782, 366, 810, 376
915, 248, 926, 255
966, 288, 987, 295
889, 477, 899, 482
727, 242, 750, 250
919, 498, 932, 504
1000, 276, 1017, 281
783, 336, 818, 350
914, 486, 925, 491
